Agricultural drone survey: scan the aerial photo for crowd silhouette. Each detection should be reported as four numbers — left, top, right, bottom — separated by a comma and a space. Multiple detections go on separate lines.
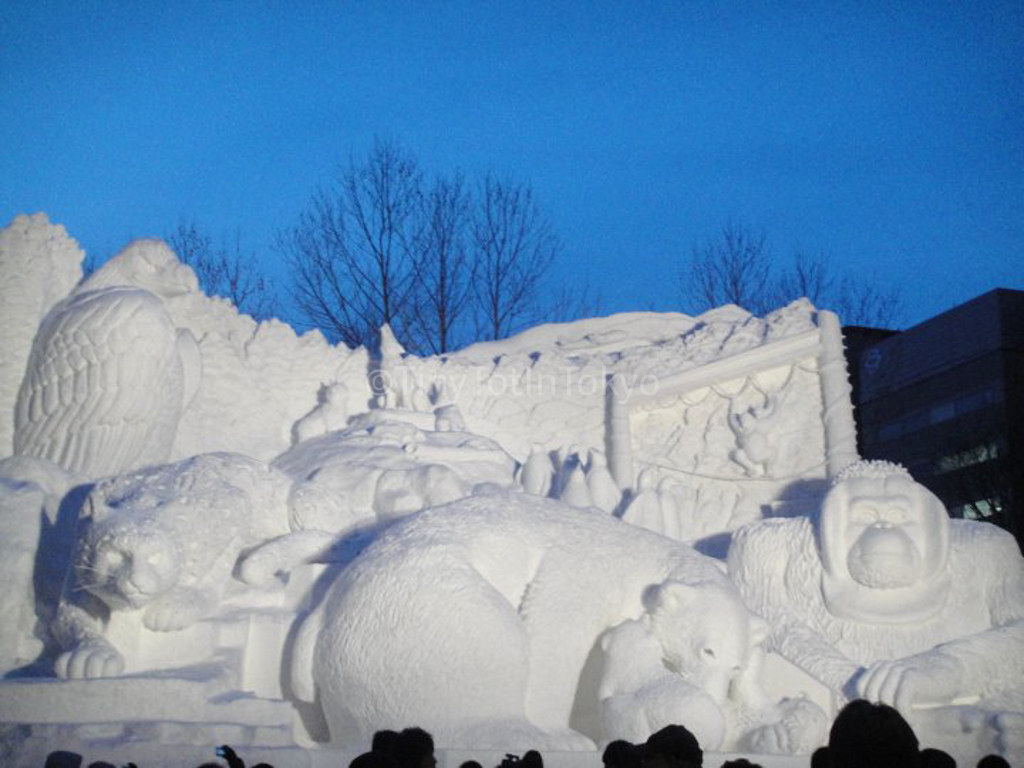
41, 700, 1014, 768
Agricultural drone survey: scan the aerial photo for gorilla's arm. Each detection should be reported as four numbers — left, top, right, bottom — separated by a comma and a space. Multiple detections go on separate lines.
767, 612, 863, 697
855, 620, 1024, 710
728, 519, 863, 696
856, 525, 1024, 709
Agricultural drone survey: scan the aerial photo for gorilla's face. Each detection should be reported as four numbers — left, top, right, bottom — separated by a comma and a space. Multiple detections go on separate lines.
818, 474, 951, 622
843, 495, 923, 588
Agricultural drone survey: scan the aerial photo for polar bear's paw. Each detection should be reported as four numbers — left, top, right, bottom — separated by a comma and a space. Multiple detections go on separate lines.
741, 697, 828, 754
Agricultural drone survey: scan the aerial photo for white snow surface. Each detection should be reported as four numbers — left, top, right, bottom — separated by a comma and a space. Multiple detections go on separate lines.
0, 215, 1020, 766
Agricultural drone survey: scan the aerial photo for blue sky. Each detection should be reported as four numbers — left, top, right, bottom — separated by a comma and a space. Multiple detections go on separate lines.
2, 1, 1021, 329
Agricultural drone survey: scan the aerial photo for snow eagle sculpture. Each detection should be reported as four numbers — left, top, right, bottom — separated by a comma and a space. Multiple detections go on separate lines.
13, 285, 201, 478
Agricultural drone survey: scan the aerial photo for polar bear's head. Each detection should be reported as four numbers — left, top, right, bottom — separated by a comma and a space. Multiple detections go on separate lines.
645, 580, 759, 704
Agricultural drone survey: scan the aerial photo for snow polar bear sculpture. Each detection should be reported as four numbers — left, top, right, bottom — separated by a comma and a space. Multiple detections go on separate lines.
596, 588, 827, 754
53, 453, 293, 679
290, 492, 776, 751
727, 460, 1024, 764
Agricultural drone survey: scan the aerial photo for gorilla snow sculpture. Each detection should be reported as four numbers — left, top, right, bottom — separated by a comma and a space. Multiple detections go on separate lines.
14, 286, 201, 479
727, 460, 1024, 763
289, 492, 825, 752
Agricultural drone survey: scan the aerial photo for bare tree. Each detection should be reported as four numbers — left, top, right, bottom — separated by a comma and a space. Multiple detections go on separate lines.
471, 173, 560, 341
281, 143, 566, 351
168, 220, 275, 320
775, 251, 903, 327
544, 279, 604, 325
683, 224, 903, 327
278, 139, 422, 348
407, 172, 475, 354
683, 222, 774, 315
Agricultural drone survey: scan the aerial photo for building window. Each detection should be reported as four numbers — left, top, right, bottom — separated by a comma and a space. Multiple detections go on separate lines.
935, 442, 1000, 474
950, 498, 1002, 520
870, 383, 1003, 444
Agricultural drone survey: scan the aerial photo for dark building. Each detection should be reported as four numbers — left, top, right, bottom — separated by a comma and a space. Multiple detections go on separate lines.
846, 288, 1024, 546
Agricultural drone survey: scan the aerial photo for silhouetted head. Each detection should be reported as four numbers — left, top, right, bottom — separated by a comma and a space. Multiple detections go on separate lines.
521, 751, 543, 768
829, 699, 921, 768
920, 747, 955, 768
351, 751, 400, 768
720, 760, 762, 768
977, 756, 1011, 768
641, 724, 703, 768
603, 740, 642, 768
394, 727, 436, 768
44, 752, 83, 768
809, 746, 830, 768
373, 730, 401, 754
459, 762, 484, 768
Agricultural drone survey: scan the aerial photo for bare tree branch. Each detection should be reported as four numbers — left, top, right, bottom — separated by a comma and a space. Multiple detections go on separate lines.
471, 173, 560, 341
683, 223, 903, 327
277, 139, 422, 347
683, 222, 774, 315
406, 172, 475, 354
168, 219, 275, 320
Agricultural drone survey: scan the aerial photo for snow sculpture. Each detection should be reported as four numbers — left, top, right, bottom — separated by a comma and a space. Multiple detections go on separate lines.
727, 392, 778, 477
727, 460, 1024, 763
274, 410, 517, 527
77, 238, 199, 299
53, 453, 293, 678
558, 460, 593, 508
13, 286, 201, 479
288, 492, 820, 752
292, 382, 350, 445
597, 587, 826, 754
586, 449, 622, 513
433, 403, 466, 432
0, 214, 84, 456
518, 445, 555, 497
232, 411, 519, 585
0, 456, 81, 675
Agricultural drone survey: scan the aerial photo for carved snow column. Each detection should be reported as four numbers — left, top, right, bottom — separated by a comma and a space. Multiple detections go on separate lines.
817, 310, 860, 478
605, 373, 634, 490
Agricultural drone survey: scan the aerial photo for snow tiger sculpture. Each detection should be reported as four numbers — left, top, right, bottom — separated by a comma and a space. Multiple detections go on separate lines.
53, 453, 293, 679
727, 460, 1024, 764
289, 492, 823, 751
